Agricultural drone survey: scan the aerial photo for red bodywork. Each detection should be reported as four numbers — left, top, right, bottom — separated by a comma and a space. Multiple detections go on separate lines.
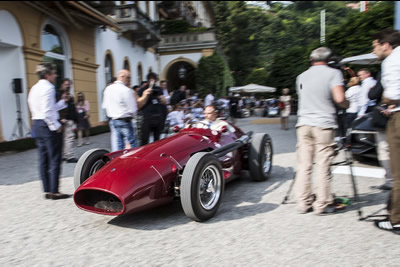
74, 123, 246, 216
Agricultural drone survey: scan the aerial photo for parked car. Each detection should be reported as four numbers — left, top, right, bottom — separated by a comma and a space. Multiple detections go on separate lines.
74, 119, 273, 222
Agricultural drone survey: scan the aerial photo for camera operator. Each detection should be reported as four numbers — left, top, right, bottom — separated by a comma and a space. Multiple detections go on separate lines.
295, 47, 349, 215
137, 72, 167, 145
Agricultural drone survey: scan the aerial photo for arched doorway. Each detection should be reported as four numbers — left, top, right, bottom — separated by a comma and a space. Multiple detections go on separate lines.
166, 61, 196, 93
41, 20, 71, 90
0, 10, 27, 141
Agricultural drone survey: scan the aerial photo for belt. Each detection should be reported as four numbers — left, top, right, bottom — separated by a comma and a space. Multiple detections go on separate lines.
113, 117, 132, 122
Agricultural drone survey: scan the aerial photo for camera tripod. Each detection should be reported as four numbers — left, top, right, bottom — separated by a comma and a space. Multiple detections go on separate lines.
10, 94, 31, 140
281, 138, 368, 220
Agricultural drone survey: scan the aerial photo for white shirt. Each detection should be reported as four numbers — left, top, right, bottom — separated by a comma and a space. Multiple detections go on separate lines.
162, 88, 170, 104
167, 110, 185, 128
28, 79, 67, 131
201, 118, 235, 132
345, 85, 361, 114
358, 76, 377, 117
102, 81, 137, 119
204, 94, 214, 107
382, 46, 400, 112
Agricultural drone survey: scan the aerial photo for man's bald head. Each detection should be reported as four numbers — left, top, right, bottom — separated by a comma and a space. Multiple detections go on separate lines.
117, 69, 131, 86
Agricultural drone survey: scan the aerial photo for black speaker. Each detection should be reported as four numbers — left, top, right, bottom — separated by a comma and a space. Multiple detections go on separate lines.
13, 78, 23, 94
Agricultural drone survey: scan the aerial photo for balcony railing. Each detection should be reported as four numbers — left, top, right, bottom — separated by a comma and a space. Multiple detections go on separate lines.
114, 4, 161, 47
160, 31, 216, 45
158, 30, 218, 53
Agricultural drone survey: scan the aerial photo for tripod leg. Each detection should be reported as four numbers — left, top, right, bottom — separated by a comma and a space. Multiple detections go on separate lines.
282, 172, 296, 204
344, 148, 363, 219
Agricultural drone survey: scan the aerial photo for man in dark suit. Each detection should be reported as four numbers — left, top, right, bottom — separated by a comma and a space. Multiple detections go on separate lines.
27, 63, 70, 200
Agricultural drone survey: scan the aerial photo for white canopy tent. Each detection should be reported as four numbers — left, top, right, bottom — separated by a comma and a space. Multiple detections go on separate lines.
340, 53, 380, 65
229, 83, 276, 93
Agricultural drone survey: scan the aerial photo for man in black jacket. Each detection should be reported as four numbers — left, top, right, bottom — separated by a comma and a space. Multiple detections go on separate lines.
137, 73, 167, 145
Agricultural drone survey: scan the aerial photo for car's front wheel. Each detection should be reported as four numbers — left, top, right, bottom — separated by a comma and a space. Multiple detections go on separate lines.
249, 133, 273, 181
180, 152, 224, 222
74, 148, 109, 189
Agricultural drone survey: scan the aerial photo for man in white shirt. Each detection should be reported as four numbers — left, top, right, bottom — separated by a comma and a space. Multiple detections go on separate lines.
204, 92, 215, 107
102, 69, 138, 151
357, 68, 377, 118
371, 29, 400, 234
201, 104, 234, 132
28, 63, 69, 200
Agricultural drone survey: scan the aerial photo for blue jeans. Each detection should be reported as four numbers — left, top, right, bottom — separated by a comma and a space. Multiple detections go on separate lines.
110, 119, 137, 151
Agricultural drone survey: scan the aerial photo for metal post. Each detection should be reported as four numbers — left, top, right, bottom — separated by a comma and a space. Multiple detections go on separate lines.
320, 9, 326, 44
395, 1, 400, 31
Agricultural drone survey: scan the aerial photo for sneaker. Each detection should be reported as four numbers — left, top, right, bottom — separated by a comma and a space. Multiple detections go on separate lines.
77, 143, 82, 147
374, 219, 400, 235
84, 141, 91, 145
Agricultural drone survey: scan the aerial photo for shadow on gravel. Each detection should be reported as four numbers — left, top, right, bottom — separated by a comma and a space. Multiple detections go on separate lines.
108, 166, 294, 230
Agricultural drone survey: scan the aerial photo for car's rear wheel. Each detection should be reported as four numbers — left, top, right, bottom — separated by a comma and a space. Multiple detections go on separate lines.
180, 152, 224, 222
74, 148, 109, 189
249, 133, 273, 181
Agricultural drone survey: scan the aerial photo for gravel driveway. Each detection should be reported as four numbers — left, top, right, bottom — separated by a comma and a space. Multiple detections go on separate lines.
0, 116, 397, 266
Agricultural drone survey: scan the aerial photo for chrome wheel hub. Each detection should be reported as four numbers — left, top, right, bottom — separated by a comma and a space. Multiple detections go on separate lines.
263, 142, 272, 174
199, 165, 221, 210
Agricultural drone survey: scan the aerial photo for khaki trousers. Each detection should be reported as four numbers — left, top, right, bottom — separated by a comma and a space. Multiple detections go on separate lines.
387, 112, 400, 224
295, 126, 335, 214
376, 128, 392, 184
63, 120, 75, 159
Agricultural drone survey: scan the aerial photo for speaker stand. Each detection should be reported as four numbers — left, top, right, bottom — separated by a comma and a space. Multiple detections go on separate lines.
10, 94, 31, 140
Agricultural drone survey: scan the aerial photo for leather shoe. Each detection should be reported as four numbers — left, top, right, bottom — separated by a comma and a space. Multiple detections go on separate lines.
66, 157, 78, 163
370, 184, 392, 191
47, 192, 71, 200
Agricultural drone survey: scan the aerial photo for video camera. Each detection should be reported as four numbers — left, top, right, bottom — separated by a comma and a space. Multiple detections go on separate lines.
327, 55, 342, 70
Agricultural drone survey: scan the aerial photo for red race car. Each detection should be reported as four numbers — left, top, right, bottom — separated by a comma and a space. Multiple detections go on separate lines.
73, 120, 273, 221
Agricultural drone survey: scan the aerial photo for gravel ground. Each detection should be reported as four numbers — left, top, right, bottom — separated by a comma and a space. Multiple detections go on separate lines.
0, 116, 398, 266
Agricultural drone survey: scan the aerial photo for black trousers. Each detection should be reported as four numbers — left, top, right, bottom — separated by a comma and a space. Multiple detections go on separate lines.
32, 120, 63, 193
141, 114, 164, 145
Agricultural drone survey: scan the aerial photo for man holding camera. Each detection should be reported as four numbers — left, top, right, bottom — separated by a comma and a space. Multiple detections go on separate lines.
295, 47, 349, 215
137, 72, 167, 145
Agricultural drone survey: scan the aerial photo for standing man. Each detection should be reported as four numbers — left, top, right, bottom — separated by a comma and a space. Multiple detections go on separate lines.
295, 47, 349, 215
102, 69, 138, 151
204, 91, 215, 107
371, 29, 400, 234
137, 72, 167, 145
28, 63, 70, 200
170, 85, 186, 106
138, 72, 167, 145
58, 78, 78, 163
357, 68, 377, 118
160, 80, 170, 105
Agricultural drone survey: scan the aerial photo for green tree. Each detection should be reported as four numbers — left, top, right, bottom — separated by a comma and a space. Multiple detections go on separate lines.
195, 52, 232, 98
244, 68, 269, 85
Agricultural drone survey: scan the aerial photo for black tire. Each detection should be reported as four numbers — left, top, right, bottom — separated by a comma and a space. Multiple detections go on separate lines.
180, 152, 224, 222
249, 133, 273, 181
74, 148, 109, 189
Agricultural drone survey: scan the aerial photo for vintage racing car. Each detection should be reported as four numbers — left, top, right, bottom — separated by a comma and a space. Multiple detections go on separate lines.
73, 120, 273, 222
